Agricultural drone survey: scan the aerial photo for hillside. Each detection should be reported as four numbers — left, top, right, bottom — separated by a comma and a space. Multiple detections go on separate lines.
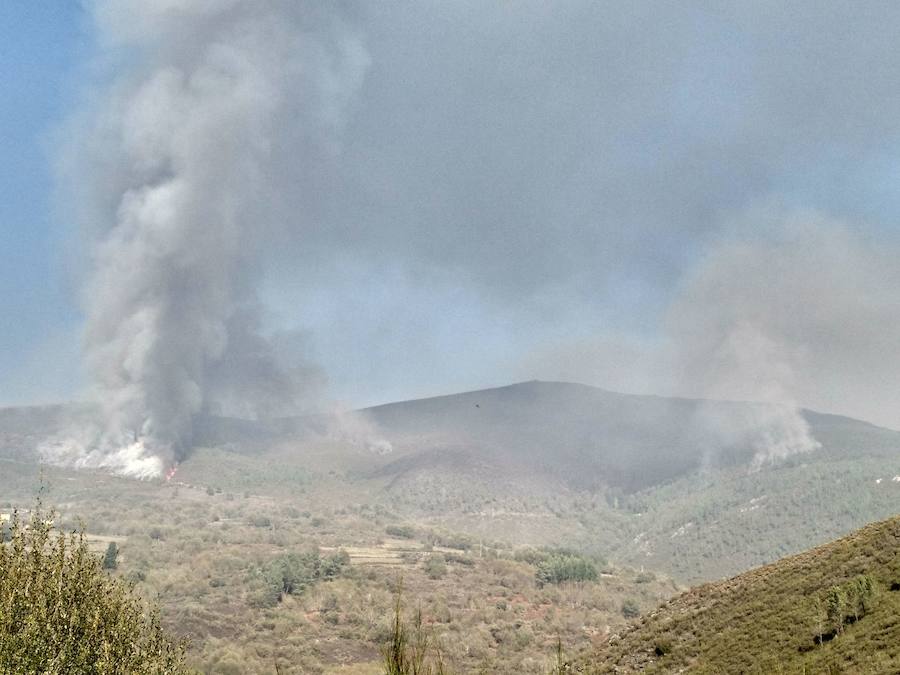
3, 382, 900, 583
362, 381, 900, 493
584, 515, 900, 674
0, 458, 675, 674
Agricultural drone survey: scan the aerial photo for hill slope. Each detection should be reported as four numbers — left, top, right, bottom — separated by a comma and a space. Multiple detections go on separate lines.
584, 515, 900, 674
3, 381, 900, 583
5, 381, 899, 493
362, 380, 900, 492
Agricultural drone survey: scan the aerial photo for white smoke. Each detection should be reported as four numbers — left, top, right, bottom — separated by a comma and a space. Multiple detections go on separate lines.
676, 319, 821, 468
47, 1, 369, 477
518, 215, 900, 464
323, 407, 394, 455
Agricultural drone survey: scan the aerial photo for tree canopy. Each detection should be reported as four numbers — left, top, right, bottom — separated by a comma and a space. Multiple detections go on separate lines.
0, 505, 188, 674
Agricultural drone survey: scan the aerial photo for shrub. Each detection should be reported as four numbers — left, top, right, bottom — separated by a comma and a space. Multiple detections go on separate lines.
321, 549, 351, 579
381, 589, 446, 674
128, 569, 147, 583
621, 598, 641, 619
386, 525, 416, 539
0, 506, 187, 673
257, 549, 349, 606
654, 638, 674, 656
425, 555, 447, 580
443, 552, 475, 567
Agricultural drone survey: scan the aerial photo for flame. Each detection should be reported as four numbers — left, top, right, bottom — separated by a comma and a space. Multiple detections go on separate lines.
165, 463, 179, 481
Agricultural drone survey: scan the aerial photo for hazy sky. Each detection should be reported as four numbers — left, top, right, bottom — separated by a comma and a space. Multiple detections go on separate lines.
4, 2, 900, 429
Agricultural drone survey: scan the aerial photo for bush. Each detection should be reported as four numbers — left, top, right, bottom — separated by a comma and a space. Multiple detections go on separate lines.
257, 549, 350, 606
0, 506, 187, 673
425, 555, 447, 580
321, 549, 351, 579
535, 554, 598, 587
381, 590, 446, 674
621, 598, 641, 619
654, 638, 674, 656
443, 552, 475, 567
386, 525, 417, 539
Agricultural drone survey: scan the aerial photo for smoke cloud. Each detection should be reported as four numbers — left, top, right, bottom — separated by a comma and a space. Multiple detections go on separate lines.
47, 1, 368, 476
520, 214, 900, 463
668, 213, 900, 434
30, 3, 900, 475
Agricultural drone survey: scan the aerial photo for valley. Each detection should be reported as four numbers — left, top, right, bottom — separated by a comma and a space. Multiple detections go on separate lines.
2, 381, 900, 672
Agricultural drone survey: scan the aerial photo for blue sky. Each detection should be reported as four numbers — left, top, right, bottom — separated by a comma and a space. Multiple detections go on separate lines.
0, 2, 91, 404
4, 2, 900, 430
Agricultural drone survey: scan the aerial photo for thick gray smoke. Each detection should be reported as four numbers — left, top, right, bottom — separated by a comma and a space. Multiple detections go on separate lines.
44, 1, 368, 477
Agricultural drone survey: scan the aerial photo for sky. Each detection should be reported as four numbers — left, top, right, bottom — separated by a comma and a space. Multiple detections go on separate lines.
3, 1, 900, 431
0, 3, 88, 404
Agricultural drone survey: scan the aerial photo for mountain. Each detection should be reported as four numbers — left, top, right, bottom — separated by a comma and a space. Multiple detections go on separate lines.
3, 381, 900, 582
362, 380, 900, 492
355, 382, 900, 581
583, 514, 900, 673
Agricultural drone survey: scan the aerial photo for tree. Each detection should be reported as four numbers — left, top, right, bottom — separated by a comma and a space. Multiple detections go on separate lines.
0, 506, 188, 674
535, 554, 598, 587
848, 575, 876, 621
825, 586, 846, 635
257, 549, 349, 607
103, 541, 119, 570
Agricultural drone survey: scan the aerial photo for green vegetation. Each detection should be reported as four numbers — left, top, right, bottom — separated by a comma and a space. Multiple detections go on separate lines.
10, 382, 900, 672
103, 541, 119, 570
255, 549, 350, 607
423, 554, 447, 580
386, 524, 417, 539
0, 506, 187, 674
381, 589, 447, 675
0, 460, 673, 673
619, 599, 640, 619
817, 574, 876, 641
535, 553, 598, 587
586, 515, 900, 673
612, 457, 900, 582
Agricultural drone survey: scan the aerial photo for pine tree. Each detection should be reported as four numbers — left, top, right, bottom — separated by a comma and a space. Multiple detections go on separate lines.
103, 541, 119, 570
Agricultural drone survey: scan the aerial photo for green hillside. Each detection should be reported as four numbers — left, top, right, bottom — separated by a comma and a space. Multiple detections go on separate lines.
584, 515, 900, 674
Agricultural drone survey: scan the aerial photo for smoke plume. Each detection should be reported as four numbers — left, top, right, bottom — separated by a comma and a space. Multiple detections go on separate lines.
518, 213, 900, 464
47, 1, 368, 477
